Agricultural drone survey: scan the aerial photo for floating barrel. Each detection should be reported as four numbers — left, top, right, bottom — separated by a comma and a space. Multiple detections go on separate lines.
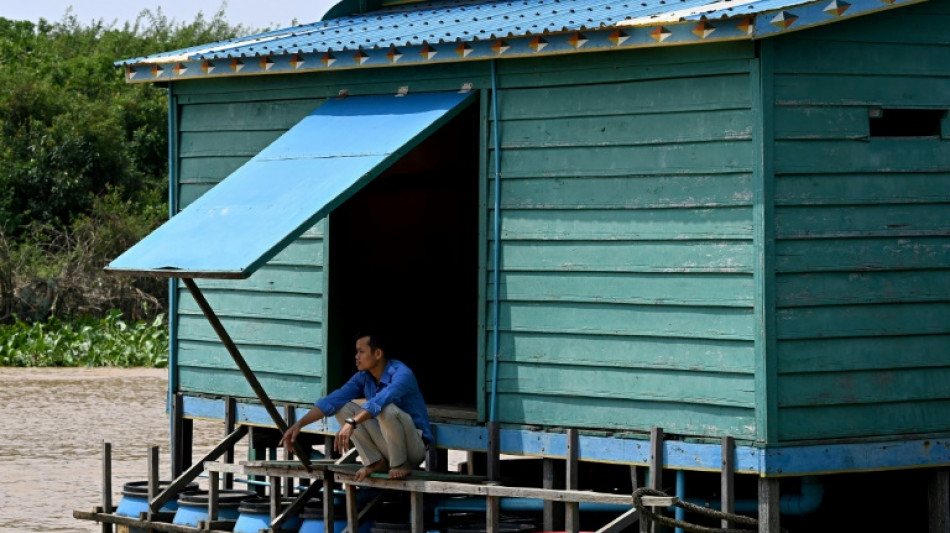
234, 496, 306, 532
115, 480, 200, 517
172, 489, 257, 526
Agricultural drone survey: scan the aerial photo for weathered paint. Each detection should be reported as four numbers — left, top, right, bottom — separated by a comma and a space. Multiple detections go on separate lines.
770, 0, 950, 443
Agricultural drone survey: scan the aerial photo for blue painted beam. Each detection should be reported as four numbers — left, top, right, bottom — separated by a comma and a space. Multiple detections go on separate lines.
182, 395, 950, 476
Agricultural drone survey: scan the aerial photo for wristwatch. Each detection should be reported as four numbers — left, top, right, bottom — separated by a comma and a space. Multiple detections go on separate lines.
345, 417, 358, 428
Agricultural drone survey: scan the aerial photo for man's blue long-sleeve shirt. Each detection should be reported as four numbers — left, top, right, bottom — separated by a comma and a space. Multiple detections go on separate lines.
315, 359, 433, 444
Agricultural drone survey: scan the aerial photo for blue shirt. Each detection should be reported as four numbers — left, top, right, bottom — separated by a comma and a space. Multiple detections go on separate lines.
315, 359, 433, 444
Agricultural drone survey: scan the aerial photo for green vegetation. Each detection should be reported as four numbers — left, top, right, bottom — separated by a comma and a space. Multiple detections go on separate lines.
0, 6, 262, 366
0, 311, 168, 367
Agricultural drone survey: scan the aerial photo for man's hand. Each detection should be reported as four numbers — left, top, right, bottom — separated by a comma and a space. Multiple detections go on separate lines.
335, 422, 355, 454
280, 424, 301, 449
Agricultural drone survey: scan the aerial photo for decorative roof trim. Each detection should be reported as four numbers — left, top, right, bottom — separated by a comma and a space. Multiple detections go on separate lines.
122, 0, 925, 84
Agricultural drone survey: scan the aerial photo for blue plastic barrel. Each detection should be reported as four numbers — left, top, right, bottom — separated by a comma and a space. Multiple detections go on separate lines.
234, 497, 305, 533
172, 489, 257, 526
299, 498, 374, 533
115, 480, 199, 517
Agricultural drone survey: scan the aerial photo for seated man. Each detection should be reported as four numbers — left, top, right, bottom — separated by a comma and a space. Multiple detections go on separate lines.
280, 331, 432, 480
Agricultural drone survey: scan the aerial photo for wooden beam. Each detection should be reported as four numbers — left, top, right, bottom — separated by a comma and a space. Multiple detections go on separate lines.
642, 428, 663, 533
929, 468, 950, 533
487, 495, 500, 533
208, 470, 219, 521
566, 428, 580, 533
595, 507, 639, 533
758, 477, 780, 533
224, 396, 236, 489
346, 483, 360, 533
324, 472, 336, 533
411, 490, 425, 533
182, 278, 311, 470
271, 475, 282, 525
101, 442, 113, 533
487, 421, 501, 482
148, 446, 159, 521
150, 425, 248, 512
722, 436, 735, 529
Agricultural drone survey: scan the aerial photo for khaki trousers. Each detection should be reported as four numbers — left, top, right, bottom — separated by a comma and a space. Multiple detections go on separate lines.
336, 401, 427, 469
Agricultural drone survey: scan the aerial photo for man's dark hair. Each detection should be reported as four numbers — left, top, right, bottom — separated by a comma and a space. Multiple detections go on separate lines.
356, 330, 387, 354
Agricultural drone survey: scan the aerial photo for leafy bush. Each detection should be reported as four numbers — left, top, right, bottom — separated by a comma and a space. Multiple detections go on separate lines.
0, 310, 168, 367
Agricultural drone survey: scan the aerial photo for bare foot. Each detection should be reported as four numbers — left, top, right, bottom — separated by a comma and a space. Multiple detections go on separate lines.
355, 459, 388, 481
389, 464, 413, 480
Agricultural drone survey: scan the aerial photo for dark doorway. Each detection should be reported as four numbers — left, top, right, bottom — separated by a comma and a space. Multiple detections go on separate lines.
327, 98, 479, 411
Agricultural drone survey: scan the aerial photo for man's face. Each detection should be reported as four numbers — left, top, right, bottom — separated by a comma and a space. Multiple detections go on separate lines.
355, 336, 382, 372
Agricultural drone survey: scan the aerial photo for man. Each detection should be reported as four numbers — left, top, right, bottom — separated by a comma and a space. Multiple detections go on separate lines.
280, 331, 432, 480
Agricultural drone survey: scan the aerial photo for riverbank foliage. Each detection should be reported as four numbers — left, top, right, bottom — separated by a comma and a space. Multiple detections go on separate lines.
0, 6, 261, 366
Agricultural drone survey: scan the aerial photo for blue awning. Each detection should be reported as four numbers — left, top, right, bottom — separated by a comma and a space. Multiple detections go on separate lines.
108, 90, 476, 279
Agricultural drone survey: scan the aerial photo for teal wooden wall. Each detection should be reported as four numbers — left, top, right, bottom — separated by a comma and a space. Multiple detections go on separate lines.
487, 43, 760, 439
770, 0, 950, 442
170, 64, 489, 404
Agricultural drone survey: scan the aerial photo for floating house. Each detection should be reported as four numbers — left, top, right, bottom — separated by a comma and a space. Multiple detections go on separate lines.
104, 0, 950, 528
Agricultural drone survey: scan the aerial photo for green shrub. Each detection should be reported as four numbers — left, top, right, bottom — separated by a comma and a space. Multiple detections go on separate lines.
0, 310, 168, 367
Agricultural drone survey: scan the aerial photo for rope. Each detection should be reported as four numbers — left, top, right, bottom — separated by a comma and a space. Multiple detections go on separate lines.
632, 487, 774, 533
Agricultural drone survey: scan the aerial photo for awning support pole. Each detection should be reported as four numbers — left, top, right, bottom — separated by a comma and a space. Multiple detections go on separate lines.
182, 277, 312, 471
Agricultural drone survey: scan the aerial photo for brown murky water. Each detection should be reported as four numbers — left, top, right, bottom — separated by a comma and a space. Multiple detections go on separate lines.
0, 368, 226, 533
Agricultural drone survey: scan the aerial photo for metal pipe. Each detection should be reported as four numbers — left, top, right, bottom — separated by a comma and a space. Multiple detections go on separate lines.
433, 496, 630, 522
489, 59, 502, 423
685, 475, 824, 516
674, 470, 685, 533
167, 83, 179, 469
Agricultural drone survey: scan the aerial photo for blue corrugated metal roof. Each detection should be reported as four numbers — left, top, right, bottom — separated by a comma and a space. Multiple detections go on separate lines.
117, 0, 918, 66
108, 90, 476, 278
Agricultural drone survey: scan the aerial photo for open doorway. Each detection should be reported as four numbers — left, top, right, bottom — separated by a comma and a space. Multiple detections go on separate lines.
327, 98, 479, 413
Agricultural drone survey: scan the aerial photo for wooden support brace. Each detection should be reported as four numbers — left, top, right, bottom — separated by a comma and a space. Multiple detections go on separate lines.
543, 458, 564, 532
721, 436, 735, 529
595, 507, 639, 533
411, 490, 425, 533
208, 471, 219, 521
151, 425, 248, 512
929, 468, 950, 533
758, 477, 780, 533
486, 495, 500, 533
641, 427, 663, 533
273, 481, 322, 531
346, 483, 360, 533
324, 472, 336, 533
566, 428, 580, 533
148, 446, 160, 521
101, 442, 113, 533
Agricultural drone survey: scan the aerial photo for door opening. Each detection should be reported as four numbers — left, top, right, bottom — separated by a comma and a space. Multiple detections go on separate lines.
328, 99, 479, 412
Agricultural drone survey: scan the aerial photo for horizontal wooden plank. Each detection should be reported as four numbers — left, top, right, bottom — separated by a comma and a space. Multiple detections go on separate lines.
775, 173, 950, 206
496, 43, 753, 88
495, 394, 755, 438
773, 106, 869, 140
498, 74, 752, 120
178, 291, 323, 321
775, 204, 950, 239
497, 241, 754, 273
776, 270, 950, 307
499, 331, 754, 373
772, 40, 950, 77
775, 138, 950, 174
177, 314, 322, 349
183, 265, 323, 294
775, 237, 950, 273
495, 362, 755, 407
494, 207, 753, 241
178, 367, 322, 404
495, 174, 753, 208
178, 340, 323, 377
778, 367, 950, 407
492, 271, 754, 307
179, 130, 284, 157
496, 141, 753, 178
777, 334, 950, 373
179, 99, 324, 131
774, 74, 950, 107
778, 399, 950, 441
497, 109, 753, 149
776, 302, 950, 340
495, 301, 754, 340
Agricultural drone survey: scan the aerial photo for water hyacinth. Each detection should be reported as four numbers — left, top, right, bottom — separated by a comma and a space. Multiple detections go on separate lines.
0, 310, 168, 367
